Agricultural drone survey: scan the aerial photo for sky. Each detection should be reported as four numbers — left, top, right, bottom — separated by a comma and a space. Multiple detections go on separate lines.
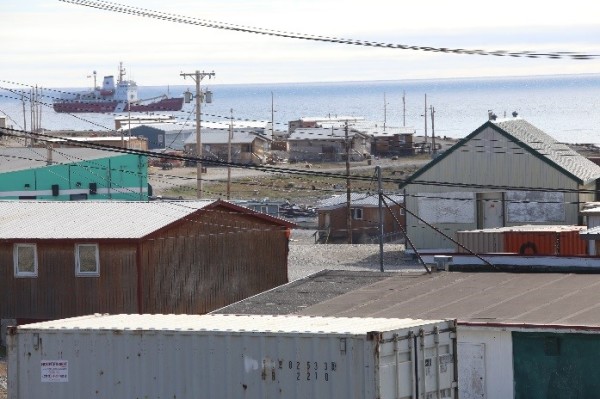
2, 0, 600, 88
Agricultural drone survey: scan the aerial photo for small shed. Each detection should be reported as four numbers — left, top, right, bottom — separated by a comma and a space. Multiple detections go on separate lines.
287, 127, 371, 163
184, 129, 270, 165
0, 200, 295, 336
126, 122, 194, 151
316, 192, 404, 243
361, 126, 416, 157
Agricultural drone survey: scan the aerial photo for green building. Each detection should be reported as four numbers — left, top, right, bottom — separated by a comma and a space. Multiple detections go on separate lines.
0, 147, 148, 201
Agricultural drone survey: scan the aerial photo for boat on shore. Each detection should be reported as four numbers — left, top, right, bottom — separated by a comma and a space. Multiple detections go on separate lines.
53, 63, 184, 113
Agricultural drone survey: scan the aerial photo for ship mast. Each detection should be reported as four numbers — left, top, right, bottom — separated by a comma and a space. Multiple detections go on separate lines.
118, 62, 125, 84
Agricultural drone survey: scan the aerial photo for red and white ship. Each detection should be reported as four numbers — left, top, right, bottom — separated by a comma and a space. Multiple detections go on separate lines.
53, 63, 184, 113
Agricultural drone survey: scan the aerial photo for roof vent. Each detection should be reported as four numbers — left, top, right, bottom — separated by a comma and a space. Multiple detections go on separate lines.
512, 111, 519, 118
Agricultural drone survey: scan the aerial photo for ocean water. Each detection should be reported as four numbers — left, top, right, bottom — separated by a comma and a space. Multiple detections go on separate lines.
1, 73, 599, 144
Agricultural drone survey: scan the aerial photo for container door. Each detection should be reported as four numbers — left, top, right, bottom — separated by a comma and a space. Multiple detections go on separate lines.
477, 192, 504, 229
418, 328, 457, 399
458, 343, 485, 399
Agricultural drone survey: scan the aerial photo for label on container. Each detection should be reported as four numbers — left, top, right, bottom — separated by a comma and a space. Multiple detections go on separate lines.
41, 360, 68, 383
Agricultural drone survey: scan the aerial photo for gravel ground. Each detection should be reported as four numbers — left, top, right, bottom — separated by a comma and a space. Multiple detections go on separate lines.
288, 229, 425, 281
0, 359, 6, 399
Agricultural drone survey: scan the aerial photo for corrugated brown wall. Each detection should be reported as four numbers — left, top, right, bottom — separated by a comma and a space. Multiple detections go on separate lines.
139, 206, 289, 314
0, 241, 138, 320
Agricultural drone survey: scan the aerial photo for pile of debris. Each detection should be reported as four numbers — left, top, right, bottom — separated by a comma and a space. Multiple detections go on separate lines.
279, 202, 317, 218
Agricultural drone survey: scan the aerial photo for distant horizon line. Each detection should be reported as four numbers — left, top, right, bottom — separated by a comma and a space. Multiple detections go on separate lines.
129, 71, 600, 89
2, 71, 599, 91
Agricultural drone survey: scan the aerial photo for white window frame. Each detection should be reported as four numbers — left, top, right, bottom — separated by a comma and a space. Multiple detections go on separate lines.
351, 208, 363, 220
75, 244, 100, 277
13, 243, 38, 278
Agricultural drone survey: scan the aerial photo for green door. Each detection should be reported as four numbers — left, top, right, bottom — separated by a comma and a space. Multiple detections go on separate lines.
513, 331, 600, 399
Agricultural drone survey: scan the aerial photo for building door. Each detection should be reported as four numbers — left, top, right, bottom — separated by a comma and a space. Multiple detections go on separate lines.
477, 192, 504, 229
513, 331, 600, 398
458, 343, 486, 399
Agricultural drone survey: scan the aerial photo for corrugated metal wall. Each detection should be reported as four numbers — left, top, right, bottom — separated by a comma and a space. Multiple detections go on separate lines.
0, 241, 138, 320
457, 228, 587, 255
0, 154, 147, 201
0, 205, 289, 320
140, 206, 288, 314
404, 126, 583, 249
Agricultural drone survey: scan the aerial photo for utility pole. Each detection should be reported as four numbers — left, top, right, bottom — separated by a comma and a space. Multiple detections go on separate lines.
345, 121, 352, 244
430, 105, 436, 155
227, 108, 233, 200
180, 70, 215, 199
29, 88, 34, 134
271, 91, 275, 141
377, 166, 384, 272
402, 90, 406, 127
21, 94, 27, 146
383, 92, 387, 131
424, 93, 428, 145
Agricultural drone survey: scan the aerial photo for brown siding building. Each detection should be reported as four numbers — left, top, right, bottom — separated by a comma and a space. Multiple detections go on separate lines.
316, 193, 404, 243
0, 200, 294, 335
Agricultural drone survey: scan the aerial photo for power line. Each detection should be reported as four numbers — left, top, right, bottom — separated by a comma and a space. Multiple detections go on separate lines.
3, 126, 600, 196
60, 0, 600, 60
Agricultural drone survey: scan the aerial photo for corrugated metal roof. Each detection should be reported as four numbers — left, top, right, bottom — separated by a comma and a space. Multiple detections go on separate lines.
45, 136, 137, 142
317, 192, 403, 209
184, 130, 267, 145
493, 118, 600, 184
128, 120, 268, 132
217, 270, 600, 330
0, 200, 213, 239
288, 128, 367, 141
17, 313, 443, 335
401, 119, 600, 188
131, 123, 195, 133
353, 123, 416, 137
581, 226, 600, 236
581, 202, 600, 214
298, 116, 364, 123
0, 147, 128, 173
457, 224, 586, 234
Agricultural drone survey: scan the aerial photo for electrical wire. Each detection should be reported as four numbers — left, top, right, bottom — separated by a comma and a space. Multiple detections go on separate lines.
59, 0, 600, 60
3, 126, 600, 198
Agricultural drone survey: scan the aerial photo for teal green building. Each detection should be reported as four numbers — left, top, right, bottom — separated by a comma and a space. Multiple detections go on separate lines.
0, 148, 148, 201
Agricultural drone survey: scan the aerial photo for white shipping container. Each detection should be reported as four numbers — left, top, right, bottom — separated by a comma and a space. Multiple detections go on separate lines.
8, 314, 457, 399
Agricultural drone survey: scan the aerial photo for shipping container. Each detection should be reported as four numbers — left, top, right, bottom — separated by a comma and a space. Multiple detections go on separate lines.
8, 313, 457, 399
456, 225, 587, 256
456, 229, 505, 254
503, 225, 587, 256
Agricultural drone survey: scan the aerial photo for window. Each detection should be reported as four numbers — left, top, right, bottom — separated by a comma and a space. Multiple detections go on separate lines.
14, 244, 38, 277
70, 193, 88, 200
351, 208, 363, 220
75, 244, 100, 276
